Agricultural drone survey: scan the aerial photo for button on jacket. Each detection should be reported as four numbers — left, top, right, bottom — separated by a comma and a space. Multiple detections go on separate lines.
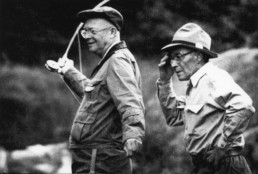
63, 41, 145, 149
157, 62, 255, 155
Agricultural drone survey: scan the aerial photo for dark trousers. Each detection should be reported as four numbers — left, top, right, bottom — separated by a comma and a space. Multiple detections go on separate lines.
70, 148, 131, 174
191, 154, 252, 174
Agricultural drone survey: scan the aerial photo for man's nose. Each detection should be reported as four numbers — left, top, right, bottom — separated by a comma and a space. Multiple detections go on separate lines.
81, 30, 92, 40
84, 33, 92, 40
170, 60, 178, 67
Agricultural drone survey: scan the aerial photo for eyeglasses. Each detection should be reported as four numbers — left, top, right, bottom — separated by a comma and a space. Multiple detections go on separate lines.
80, 27, 112, 38
171, 50, 193, 62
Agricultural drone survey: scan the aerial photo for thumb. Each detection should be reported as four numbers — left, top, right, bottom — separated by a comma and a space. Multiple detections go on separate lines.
124, 146, 132, 157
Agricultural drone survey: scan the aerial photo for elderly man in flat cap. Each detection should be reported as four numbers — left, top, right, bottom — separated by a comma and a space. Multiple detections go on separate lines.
157, 23, 255, 174
46, 6, 145, 174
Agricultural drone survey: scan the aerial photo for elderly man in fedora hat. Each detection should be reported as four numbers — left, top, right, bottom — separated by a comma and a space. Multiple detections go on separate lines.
45, 6, 145, 174
157, 23, 255, 174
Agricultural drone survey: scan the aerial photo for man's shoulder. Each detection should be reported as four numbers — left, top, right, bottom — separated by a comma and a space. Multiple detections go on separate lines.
206, 63, 232, 79
204, 63, 235, 88
109, 48, 136, 63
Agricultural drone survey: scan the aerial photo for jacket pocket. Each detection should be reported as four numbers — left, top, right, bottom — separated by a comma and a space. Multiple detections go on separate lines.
186, 104, 204, 114
84, 79, 102, 100
185, 129, 206, 148
70, 111, 96, 142
184, 104, 204, 133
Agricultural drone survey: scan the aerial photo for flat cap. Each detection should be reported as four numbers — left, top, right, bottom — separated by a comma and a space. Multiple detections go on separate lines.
77, 6, 123, 31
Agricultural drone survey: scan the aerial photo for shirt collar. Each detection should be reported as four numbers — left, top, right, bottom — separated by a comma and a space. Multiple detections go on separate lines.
190, 62, 213, 87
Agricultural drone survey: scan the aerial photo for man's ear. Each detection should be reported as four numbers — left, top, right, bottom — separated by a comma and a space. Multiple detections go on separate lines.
110, 28, 117, 38
196, 52, 203, 63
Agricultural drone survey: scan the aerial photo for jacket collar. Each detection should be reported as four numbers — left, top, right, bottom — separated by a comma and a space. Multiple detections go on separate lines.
91, 41, 127, 77
102, 41, 120, 60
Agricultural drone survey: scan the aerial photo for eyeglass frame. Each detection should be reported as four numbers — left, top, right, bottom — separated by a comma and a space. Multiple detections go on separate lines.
169, 50, 193, 62
80, 27, 113, 38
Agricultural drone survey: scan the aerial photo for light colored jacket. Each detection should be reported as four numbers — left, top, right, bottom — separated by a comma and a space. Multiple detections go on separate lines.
64, 41, 145, 149
157, 62, 255, 155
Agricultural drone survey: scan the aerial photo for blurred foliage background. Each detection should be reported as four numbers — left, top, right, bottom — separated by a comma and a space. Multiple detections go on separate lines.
0, 0, 258, 173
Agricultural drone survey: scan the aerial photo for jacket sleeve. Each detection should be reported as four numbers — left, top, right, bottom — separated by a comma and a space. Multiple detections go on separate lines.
156, 79, 185, 127
62, 68, 89, 99
106, 56, 145, 143
211, 72, 255, 148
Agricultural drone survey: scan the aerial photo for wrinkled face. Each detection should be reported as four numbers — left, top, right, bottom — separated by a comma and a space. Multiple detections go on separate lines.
168, 47, 200, 81
81, 18, 114, 57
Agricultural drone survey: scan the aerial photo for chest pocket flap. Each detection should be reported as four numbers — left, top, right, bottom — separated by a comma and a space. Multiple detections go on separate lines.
186, 104, 204, 114
84, 79, 102, 92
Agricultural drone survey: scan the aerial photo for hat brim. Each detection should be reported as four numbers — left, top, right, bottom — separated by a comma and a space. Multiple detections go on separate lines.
161, 43, 218, 58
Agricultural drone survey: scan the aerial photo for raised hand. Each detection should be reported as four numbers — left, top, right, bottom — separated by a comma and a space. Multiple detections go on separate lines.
45, 58, 74, 75
158, 54, 175, 81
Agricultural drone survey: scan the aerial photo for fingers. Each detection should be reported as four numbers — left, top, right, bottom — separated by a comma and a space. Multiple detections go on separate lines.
58, 57, 68, 67
60, 59, 74, 74
207, 154, 214, 163
158, 61, 166, 67
160, 54, 170, 64
124, 147, 132, 157
206, 149, 223, 168
214, 157, 219, 167
206, 150, 214, 163
124, 139, 142, 157
158, 55, 170, 68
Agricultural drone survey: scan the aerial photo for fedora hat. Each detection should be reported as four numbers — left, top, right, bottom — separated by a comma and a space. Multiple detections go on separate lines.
161, 23, 218, 58
77, 6, 123, 31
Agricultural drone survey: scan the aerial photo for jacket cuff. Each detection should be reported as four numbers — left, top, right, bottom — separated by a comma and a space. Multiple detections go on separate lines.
64, 68, 86, 83
156, 78, 174, 98
122, 109, 145, 143
157, 78, 172, 85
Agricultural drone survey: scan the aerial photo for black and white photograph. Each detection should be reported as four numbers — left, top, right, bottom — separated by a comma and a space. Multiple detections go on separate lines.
0, 0, 258, 173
